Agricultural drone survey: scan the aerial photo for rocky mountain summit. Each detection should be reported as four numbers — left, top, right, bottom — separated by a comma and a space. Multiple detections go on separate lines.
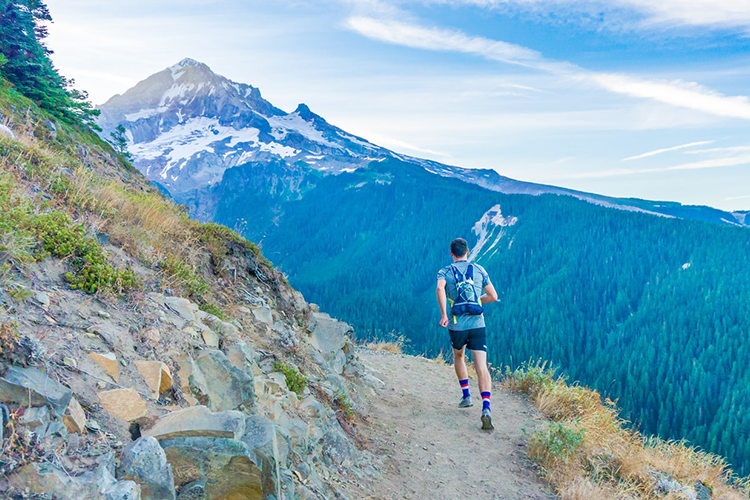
98, 58, 389, 195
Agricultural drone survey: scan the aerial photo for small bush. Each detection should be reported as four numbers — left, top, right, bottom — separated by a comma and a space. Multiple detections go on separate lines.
530, 422, 585, 469
200, 302, 226, 320
273, 361, 308, 395
33, 211, 139, 294
6, 283, 30, 302
0, 321, 19, 356
334, 390, 355, 423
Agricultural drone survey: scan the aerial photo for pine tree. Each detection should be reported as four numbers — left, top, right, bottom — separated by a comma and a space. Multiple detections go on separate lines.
0, 0, 99, 127
109, 124, 132, 159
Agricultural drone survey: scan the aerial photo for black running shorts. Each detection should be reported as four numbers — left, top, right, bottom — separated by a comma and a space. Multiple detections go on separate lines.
449, 327, 487, 352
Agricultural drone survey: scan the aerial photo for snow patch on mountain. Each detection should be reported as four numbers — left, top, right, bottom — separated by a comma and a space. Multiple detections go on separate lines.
267, 113, 341, 149
469, 204, 518, 262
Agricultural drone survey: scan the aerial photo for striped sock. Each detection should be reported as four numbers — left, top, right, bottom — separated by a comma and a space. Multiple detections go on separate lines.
459, 379, 470, 398
481, 391, 491, 411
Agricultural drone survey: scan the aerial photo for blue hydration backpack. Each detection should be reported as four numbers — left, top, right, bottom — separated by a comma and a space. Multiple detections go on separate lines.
449, 264, 484, 317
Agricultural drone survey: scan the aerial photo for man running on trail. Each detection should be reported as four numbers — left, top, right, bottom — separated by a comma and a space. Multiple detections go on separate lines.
436, 238, 498, 430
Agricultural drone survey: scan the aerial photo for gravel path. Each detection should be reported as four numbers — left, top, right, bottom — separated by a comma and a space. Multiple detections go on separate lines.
343, 350, 559, 500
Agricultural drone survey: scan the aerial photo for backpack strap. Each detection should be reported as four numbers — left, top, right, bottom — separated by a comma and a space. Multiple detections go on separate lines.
465, 264, 474, 281
450, 264, 464, 283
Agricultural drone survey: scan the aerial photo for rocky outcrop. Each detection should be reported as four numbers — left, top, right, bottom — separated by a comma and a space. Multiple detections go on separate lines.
118, 437, 176, 500
0, 365, 72, 415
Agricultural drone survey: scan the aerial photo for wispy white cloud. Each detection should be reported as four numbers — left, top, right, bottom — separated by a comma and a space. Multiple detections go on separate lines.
591, 74, 750, 120
724, 194, 750, 201
345, 16, 551, 68
686, 145, 750, 155
622, 140, 713, 161
360, 130, 454, 158
346, 15, 750, 121
411, 0, 750, 32
561, 153, 750, 179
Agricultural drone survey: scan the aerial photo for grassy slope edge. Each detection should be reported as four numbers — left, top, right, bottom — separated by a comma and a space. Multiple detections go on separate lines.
505, 360, 749, 499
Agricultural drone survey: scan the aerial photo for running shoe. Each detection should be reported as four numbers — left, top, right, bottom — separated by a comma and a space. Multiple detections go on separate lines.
458, 395, 474, 408
481, 408, 494, 430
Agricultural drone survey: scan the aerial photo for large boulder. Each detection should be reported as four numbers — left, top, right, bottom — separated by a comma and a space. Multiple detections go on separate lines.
143, 406, 246, 441
160, 437, 264, 500
158, 414, 281, 500
195, 350, 254, 412
309, 312, 350, 354
0, 365, 72, 415
118, 436, 176, 500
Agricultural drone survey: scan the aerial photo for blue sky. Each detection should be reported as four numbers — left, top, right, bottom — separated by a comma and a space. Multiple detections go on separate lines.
45, 0, 750, 211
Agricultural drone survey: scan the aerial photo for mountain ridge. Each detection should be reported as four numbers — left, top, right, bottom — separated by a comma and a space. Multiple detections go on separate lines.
98, 58, 749, 227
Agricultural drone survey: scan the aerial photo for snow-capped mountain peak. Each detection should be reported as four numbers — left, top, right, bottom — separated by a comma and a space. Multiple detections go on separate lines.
98, 59, 385, 193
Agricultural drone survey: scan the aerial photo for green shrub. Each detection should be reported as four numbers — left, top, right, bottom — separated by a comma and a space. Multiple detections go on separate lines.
199, 302, 226, 320
333, 390, 355, 423
530, 422, 585, 467
33, 211, 139, 293
6, 283, 30, 302
273, 361, 308, 395
159, 254, 208, 296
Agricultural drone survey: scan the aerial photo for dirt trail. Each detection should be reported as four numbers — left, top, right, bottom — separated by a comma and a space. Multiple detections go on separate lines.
343, 350, 559, 500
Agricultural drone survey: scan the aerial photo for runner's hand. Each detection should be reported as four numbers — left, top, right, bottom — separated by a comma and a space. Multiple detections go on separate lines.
440, 316, 449, 328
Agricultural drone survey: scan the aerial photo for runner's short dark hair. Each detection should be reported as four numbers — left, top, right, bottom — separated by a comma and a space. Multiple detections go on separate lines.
450, 238, 469, 257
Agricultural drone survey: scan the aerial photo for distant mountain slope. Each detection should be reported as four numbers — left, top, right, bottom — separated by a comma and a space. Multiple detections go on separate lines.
98, 59, 748, 226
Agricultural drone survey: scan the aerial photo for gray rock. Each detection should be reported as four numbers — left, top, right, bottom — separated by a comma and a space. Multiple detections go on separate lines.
240, 415, 281, 500
225, 341, 258, 376
0, 123, 15, 140
104, 480, 142, 500
0, 365, 73, 415
20, 406, 50, 429
163, 296, 197, 323
8, 461, 142, 500
144, 406, 246, 441
309, 312, 350, 354
694, 482, 711, 500
251, 305, 274, 326
321, 427, 354, 468
330, 349, 346, 375
119, 436, 176, 500
195, 350, 254, 411
33, 290, 50, 307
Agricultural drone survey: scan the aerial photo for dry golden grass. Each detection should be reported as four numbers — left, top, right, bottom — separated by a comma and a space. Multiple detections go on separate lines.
365, 341, 403, 354
504, 360, 749, 500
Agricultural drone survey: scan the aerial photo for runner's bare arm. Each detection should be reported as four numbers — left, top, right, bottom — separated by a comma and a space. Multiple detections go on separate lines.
437, 278, 449, 327
480, 283, 498, 304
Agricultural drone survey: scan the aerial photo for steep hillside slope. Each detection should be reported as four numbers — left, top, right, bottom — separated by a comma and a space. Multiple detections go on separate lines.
0, 81, 381, 500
